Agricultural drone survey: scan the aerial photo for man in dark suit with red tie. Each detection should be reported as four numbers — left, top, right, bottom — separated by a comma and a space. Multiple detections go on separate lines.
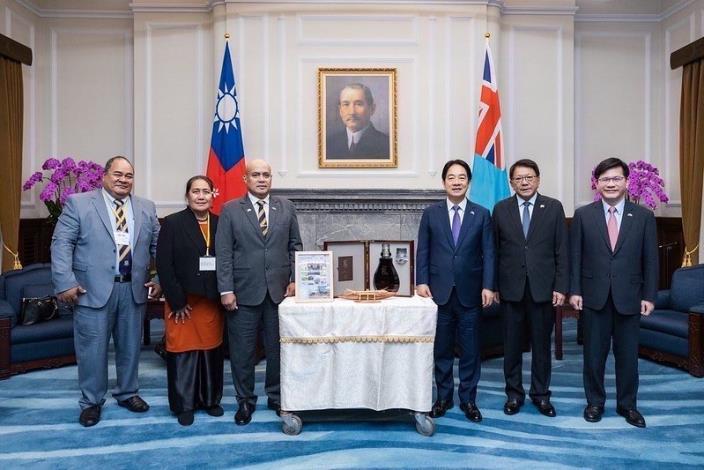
493, 159, 568, 418
569, 157, 658, 428
416, 159, 495, 423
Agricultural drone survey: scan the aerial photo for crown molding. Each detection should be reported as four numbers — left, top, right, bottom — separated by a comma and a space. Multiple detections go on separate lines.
575, 0, 695, 23
14, 0, 132, 18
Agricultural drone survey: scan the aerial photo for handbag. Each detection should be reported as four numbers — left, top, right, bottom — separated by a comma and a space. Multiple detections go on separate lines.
19, 296, 59, 326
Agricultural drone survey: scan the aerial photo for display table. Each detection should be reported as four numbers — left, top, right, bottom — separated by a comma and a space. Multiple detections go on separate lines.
278, 295, 437, 434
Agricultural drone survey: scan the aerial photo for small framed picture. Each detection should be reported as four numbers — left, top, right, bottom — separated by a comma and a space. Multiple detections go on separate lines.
318, 68, 398, 168
323, 241, 367, 296
295, 251, 334, 302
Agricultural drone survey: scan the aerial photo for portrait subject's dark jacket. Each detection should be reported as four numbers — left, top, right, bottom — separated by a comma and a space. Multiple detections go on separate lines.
326, 124, 389, 159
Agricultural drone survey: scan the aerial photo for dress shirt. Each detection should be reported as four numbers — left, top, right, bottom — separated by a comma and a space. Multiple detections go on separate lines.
517, 193, 538, 224
446, 197, 468, 226
346, 124, 370, 149
601, 198, 625, 229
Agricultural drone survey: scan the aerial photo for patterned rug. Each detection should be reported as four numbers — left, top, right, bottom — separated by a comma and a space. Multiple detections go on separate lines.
0, 319, 703, 469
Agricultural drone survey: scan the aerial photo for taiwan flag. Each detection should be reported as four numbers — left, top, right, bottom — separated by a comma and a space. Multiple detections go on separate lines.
468, 38, 510, 212
206, 42, 247, 214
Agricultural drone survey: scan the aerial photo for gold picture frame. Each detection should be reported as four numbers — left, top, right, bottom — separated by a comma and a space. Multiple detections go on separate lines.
318, 68, 397, 168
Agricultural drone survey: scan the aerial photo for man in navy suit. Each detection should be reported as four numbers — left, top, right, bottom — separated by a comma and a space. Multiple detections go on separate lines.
416, 159, 496, 422
569, 157, 658, 428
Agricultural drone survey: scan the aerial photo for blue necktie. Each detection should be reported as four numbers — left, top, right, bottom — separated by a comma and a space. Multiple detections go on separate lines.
522, 201, 531, 238
451, 205, 461, 245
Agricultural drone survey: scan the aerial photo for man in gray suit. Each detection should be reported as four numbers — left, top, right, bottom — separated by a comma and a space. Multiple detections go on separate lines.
569, 157, 658, 428
215, 159, 302, 425
51, 156, 161, 427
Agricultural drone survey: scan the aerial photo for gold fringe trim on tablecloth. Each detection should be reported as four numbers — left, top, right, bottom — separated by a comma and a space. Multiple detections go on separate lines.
280, 335, 434, 345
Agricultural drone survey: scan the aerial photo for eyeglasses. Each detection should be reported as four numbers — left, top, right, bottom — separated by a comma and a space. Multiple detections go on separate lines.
511, 176, 536, 183
597, 176, 626, 184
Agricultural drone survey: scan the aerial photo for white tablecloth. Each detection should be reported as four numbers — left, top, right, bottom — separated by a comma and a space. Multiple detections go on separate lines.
279, 296, 437, 412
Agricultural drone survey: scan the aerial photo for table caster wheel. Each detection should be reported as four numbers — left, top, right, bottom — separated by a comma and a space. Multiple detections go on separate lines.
414, 412, 435, 436
281, 412, 302, 435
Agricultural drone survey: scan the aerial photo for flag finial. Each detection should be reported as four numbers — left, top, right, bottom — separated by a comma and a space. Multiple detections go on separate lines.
224, 33, 230, 39
484, 32, 491, 39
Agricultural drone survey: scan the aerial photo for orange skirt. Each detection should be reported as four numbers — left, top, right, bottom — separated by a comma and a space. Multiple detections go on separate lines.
164, 294, 224, 353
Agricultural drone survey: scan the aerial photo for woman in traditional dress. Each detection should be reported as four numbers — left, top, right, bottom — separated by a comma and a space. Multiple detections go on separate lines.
156, 175, 224, 425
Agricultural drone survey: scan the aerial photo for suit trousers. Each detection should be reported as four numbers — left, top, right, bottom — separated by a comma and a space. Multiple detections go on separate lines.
226, 292, 280, 405
434, 288, 481, 404
167, 346, 224, 414
582, 293, 640, 409
502, 281, 554, 402
73, 282, 145, 409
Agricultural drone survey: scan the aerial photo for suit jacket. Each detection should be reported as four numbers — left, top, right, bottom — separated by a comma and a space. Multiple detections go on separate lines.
51, 189, 160, 308
326, 124, 390, 159
215, 195, 302, 306
493, 193, 569, 303
156, 208, 220, 312
569, 200, 658, 315
416, 199, 495, 308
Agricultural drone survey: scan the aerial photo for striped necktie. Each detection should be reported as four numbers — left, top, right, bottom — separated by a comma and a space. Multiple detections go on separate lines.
257, 200, 268, 236
114, 199, 132, 275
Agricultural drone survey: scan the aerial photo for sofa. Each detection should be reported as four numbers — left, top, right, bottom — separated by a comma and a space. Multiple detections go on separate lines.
0, 263, 75, 379
639, 264, 704, 377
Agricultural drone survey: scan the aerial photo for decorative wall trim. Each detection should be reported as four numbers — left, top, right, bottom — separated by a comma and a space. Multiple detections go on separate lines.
272, 188, 445, 212
575, 0, 695, 23
297, 14, 419, 46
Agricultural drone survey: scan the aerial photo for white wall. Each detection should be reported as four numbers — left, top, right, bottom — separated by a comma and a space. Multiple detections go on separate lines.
4, 0, 702, 219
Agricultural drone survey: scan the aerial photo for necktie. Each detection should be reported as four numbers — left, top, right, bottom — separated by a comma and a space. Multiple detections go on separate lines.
522, 201, 531, 238
257, 200, 268, 236
607, 206, 619, 251
114, 199, 132, 275
451, 205, 461, 246
349, 140, 357, 154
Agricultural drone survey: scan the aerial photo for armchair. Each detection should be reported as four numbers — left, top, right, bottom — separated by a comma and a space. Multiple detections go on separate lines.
0, 263, 75, 379
639, 264, 704, 377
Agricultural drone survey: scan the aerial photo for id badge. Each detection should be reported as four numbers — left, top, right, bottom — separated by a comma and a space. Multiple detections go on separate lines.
114, 231, 130, 246
199, 256, 216, 271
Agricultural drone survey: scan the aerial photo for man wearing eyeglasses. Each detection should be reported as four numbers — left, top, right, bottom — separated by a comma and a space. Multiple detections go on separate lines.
569, 157, 658, 428
492, 159, 568, 418
51, 156, 162, 427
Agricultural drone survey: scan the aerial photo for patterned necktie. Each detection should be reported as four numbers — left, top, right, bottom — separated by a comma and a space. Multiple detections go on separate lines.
114, 199, 132, 275
522, 201, 531, 238
607, 206, 619, 251
257, 200, 268, 236
451, 205, 461, 246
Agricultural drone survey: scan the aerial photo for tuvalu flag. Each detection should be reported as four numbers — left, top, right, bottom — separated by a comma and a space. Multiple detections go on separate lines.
206, 42, 247, 214
468, 38, 510, 212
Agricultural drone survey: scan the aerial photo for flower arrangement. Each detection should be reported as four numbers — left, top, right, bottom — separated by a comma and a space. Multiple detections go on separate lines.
590, 160, 669, 210
23, 157, 104, 224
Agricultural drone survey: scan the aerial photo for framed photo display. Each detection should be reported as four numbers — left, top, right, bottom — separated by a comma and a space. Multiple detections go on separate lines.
294, 251, 334, 302
323, 240, 415, 297
318, 68, 397, 168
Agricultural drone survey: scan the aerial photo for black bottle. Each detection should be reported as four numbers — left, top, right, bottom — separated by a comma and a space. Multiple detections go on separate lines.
373, 243, 399, 292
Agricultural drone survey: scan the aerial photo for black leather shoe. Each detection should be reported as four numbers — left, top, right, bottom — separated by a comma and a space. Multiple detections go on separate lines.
267, 399, 281, 416
617, 407, 646, 428
177, 411, 194, 426
117, 395, 150, 413
429, 399, 454, 418
79, 405, 101, 427
583, 404, 604, 423
460, 402, 483, 422
206, 405, 224, 417
503, 398, 522, 415
532, 399, 556, 417
235, 402, 254, 425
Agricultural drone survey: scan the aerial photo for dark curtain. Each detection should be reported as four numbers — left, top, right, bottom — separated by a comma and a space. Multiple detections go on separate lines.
0, 56, 23, 272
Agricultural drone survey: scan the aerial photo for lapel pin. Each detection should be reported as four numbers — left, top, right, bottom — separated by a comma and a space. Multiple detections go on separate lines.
246, 208, 252, 212
272, 206, 277, 210
627, 213, 633, 217
540, 204, 545, 208
470, 210, 475, 215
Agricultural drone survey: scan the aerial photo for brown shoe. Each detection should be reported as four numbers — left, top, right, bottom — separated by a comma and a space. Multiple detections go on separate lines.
79, 405, 101, 427
117, 395, 150, 413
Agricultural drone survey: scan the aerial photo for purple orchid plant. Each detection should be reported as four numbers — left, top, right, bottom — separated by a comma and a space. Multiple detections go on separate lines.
590, 160, 669, 210
23, 157, 104, 224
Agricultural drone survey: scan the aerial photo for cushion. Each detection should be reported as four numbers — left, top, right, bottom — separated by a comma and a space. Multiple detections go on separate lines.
670, 265, 704, 313
21, 283, 54, 300
640, 328, 688, 358
11, 316, 74, 345
639, 309, 689, 338
2, 264, 53, 313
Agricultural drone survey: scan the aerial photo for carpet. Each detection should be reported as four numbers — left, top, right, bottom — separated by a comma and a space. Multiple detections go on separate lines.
0, 319, 703, 469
